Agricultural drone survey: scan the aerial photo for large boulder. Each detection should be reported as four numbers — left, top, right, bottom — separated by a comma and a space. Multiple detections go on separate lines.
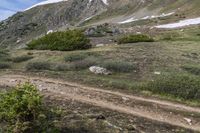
89, 66, 111, 75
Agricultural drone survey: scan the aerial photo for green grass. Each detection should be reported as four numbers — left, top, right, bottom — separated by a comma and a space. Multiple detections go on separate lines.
64, 53, 90, 62
143, 74, 200, 101
27, 30, 91, 51
182, 65, 200, 75
12, 55, 33, 63
101, 60, 136, 73
26, 62, 51, 71
0, 50, 11, 62
117, 34, 154, 44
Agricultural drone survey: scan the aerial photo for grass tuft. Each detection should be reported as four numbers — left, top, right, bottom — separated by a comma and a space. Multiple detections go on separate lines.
117, 34, 154, 44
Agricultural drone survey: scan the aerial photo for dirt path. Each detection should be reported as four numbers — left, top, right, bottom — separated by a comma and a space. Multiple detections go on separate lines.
0, 74, 200, 132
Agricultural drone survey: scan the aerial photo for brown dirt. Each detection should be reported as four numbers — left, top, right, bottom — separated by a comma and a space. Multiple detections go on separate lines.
0, 74, 200, 132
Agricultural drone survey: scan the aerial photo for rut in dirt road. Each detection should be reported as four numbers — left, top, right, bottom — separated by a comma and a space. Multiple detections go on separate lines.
0, 74, 200, 132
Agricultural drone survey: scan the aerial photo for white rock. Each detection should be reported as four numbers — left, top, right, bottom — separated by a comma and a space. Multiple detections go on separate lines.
89, 66, 111, 75
96, 44, 105, 47
122, 97, 129, 101
184, 118, 192, 125
154, 71, 161, 75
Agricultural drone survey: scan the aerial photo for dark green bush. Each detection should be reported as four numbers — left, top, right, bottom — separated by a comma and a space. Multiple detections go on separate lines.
117, 34, 154, 44
102, 61, 135, 73
144, 74, 200, 100
12, 55, 33, 63
27, 30, 91, 51
26, 62, 51, 71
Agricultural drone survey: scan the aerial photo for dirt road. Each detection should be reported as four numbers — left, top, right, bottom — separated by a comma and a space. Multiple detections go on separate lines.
0, 74, 200, 132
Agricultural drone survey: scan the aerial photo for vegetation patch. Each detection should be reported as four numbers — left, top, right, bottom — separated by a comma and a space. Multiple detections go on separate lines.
117, 34, 154, 44
27, 30, 91, 51
0, 50, 11, 62
64, 52, 100, 62
182, 65, 200, 76
0, 62, 11, 69
102, 60, 136, 73
143, 74, 200, 101
12, 55, 33, 63
64, 53, 88, 62
26, 61, 51, 71
0, 83, 60, 132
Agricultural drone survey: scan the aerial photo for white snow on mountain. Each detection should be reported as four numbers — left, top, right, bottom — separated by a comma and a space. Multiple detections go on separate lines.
118, 12, 174, 24
155, 17, 200, 28
25, 0, 68, 11
89, 0, 108, 5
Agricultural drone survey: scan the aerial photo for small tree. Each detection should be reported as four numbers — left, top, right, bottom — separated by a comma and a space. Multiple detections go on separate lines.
0, 83, 42, 132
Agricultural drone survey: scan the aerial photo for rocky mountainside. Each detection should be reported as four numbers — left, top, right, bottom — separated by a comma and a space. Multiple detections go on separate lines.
0, 0, 200, 49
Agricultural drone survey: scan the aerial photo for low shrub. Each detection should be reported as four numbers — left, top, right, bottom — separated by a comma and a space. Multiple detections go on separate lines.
27, 30, 91, 51
0, 83, 60, 132
102, 60, 135, 73
182, 65, 200, 75
144, 74, 200, 100
117, 34, 154, 44
64, 52, 100, 62
69, 58, 97, 70
0, 50, 11, 62
0, 62, 11, 69
54, 64, 71, 71
26, 62, 51, 71
12, 55, 33, 63
64, 53, 88, 62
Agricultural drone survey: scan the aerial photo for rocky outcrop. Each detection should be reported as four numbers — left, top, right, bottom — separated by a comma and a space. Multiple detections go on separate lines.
89, 66, 111, 75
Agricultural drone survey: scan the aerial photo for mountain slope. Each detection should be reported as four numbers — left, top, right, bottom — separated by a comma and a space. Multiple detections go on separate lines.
0, 0, 200, 49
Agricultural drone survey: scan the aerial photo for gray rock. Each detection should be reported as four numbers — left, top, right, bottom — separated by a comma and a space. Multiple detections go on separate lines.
89, 66, 111, 75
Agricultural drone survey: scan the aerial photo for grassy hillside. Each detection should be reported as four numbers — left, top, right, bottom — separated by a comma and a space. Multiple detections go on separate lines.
1, 27, 200, 106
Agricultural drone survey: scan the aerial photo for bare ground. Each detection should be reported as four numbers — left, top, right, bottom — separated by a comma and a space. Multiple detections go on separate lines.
0, 74, 200, 132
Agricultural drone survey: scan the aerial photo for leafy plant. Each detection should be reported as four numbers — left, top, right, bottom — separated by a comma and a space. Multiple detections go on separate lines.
0, 83, 61, 132
27, 30, 91, 51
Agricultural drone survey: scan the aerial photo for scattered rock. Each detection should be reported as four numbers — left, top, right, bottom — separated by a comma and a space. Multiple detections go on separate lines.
122, 97, 129, 101
16, 38, 21, 43
154, 71, 161, 75
104, 121, 123, 130
96, 44, 105, 47
184, 118, 192, 125
89, 66, 111, 75
96, 114, 106, 120
127, 124, 137, 130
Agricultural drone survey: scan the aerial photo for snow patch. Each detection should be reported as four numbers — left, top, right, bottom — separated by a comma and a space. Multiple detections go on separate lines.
25, 0, 68, 11
89, 0, 108, 5
155, 17, 200, 29
85, 16, 93, 21
118, 17, 137, 24
118, 12, 174, 24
